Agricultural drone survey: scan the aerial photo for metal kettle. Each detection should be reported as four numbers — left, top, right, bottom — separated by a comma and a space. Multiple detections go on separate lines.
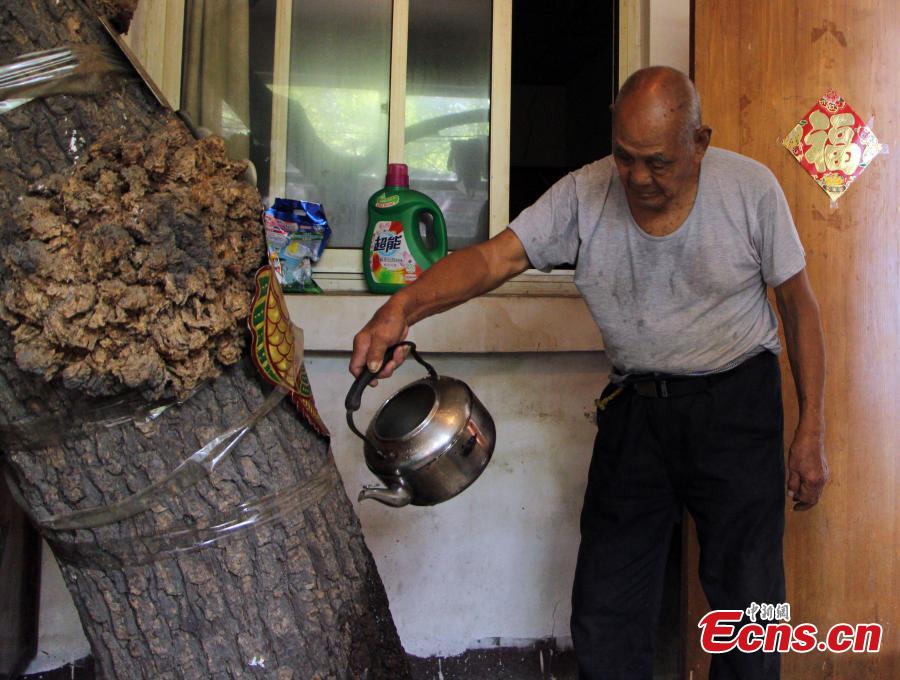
345, 342, 496, 507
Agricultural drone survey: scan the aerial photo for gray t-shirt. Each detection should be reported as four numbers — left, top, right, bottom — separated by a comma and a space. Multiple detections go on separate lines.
509, 147, 806, 378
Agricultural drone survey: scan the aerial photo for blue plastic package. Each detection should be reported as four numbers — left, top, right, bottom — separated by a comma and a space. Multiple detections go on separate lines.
263, 199, 332, 293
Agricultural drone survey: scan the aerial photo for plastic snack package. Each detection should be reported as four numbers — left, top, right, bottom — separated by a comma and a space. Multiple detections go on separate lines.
263, 199, 332, 293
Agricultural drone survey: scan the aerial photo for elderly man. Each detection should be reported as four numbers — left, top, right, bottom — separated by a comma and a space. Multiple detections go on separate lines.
350, 66, 828, 679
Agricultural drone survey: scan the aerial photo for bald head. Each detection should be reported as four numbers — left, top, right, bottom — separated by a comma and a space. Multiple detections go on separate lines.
610, 67, 711, 213
613, 67, 702, 143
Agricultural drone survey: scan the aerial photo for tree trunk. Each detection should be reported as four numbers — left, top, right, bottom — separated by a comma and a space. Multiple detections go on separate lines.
0, 2, 409, 678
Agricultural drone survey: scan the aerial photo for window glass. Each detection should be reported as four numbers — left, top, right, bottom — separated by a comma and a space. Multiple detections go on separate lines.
182, 0, 492, 252
285, 0, 392, 248
405, 0, 492, 250
182, 1, 267, 170
509, 1, 615, 219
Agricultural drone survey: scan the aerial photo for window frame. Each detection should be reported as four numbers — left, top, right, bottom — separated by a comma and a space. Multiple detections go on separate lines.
267, 0, 511, 279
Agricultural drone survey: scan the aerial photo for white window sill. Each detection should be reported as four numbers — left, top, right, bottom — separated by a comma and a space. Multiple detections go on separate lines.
310, 265, 580, 295
285, 270, 604, 354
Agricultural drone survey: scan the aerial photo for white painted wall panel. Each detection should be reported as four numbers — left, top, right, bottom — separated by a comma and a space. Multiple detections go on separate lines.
648, 0, 690, 74
305, 350, 611, 656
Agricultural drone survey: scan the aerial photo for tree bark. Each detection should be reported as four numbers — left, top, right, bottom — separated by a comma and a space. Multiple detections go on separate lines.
0, 2, 409, 678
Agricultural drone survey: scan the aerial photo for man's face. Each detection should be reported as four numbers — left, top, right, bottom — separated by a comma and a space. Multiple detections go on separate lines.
612, 108, 709, 212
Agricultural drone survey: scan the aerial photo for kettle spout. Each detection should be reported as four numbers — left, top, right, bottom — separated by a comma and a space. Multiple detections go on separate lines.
358, 482, 413, 507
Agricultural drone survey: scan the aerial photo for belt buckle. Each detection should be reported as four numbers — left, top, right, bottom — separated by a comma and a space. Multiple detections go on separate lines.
634, 379, 668, 398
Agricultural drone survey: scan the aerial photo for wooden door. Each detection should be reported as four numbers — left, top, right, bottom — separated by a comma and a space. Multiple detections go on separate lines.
688, 2, 899, 678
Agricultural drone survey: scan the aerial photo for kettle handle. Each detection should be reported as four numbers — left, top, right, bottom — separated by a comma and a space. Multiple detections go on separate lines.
344, 341, 438, 441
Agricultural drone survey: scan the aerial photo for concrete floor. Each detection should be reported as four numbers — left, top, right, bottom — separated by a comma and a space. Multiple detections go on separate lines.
408, 646, 679, 680
408, 643, 577, 679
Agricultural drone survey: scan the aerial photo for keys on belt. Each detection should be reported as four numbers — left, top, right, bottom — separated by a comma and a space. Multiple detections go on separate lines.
593, 374, 710, 418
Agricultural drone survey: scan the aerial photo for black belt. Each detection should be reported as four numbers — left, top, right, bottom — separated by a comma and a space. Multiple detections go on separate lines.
626, 375, 710, 398
619, 352, 770, 399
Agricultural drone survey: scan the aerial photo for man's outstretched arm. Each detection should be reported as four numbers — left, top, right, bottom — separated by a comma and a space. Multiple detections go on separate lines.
350, 228, 532, 379
775, 268, 829, 510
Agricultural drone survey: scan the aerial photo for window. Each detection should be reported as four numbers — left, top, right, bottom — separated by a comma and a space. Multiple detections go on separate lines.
182, 0, 508, 274
509, 0, 616, 219
403, 0, 492, 249
281, 0, 392, 248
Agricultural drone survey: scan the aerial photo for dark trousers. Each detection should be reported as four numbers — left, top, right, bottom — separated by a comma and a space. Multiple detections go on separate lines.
571, 351, 786, 679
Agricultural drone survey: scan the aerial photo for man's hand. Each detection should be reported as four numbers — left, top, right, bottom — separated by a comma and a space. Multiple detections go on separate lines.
350, 297, 411, 384
786, 427, 829, 510
775, 269, 828, 511
348, 229, 532, 387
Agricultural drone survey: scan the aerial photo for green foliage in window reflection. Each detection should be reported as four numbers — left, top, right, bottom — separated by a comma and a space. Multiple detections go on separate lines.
405, 95, 489, 178
285, 87, 489, 183
292, 86, 386, 158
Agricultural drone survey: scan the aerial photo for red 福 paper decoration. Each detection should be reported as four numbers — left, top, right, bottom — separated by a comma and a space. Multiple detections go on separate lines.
782, 89, 882, 202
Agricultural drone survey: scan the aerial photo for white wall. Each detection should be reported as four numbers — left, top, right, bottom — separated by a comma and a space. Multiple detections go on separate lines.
619, 0, 690, 84
25, 545, 90, 673
648, 0, 691, 74
307, 350, 610, 657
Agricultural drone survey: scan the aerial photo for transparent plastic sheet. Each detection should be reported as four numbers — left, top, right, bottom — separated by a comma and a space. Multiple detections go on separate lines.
0, 376, 314, 564
864, 115, 890, 156
0, 382, 208, 452
1, 270, 324, 564
2, 293, 307, 532
0, 45, 136, 114
41, 463, 337, 570
38, 385, 290, 531
8, 304, 303, 532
